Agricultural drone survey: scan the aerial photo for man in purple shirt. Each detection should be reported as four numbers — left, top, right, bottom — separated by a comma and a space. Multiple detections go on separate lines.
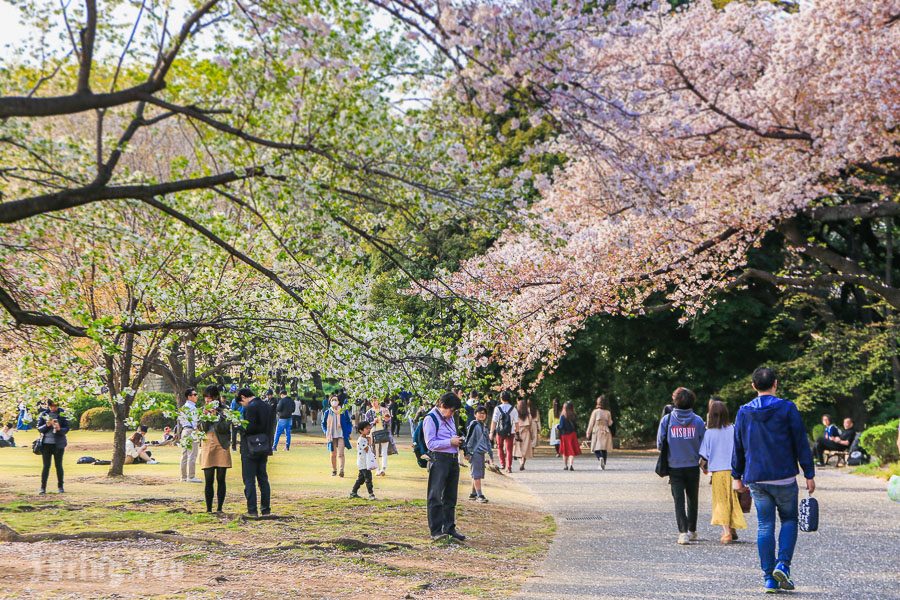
424, 392, 465, 542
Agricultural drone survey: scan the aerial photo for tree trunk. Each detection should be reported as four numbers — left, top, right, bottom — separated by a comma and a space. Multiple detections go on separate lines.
108, 400, 129, 477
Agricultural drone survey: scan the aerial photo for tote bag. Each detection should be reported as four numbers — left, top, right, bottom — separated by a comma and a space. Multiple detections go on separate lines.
655, 415, 670, 478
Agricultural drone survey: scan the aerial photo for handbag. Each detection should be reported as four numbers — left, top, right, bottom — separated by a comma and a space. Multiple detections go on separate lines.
655, 415, 670, 478
738, 488, 752, 513
799, 493, 819, 532
32, 437, 43, 455
246, 433, 270, 458
372, 428, 390, 445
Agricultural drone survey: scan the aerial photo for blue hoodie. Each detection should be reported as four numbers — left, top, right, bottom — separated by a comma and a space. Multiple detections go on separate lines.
657, 408, 705, 469
731, 394, 815, 484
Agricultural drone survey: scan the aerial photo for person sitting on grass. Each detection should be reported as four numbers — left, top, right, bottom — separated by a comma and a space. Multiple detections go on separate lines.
125, 429, 158, 464
349, 421, 376, 500
0, 423, 15, 447
150, 426, 176, 446
464, 404, 493, 503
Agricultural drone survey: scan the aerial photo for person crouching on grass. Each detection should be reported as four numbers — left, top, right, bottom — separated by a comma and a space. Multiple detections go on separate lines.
349, 421, 377, 500
465, 404, 494, 503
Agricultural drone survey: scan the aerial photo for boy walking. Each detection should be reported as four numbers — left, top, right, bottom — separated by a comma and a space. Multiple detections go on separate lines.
350, 422, 376, 500
732, 367, 816, 593
465, 404, 493, 503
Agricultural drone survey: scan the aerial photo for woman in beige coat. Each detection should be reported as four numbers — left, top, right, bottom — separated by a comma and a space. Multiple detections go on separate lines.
586, 395, 613, 470
513, 399, 536, 471
199, 385, 232, 512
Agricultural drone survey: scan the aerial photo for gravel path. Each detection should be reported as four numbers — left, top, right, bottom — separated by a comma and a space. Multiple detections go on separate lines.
513, 455, 900, 599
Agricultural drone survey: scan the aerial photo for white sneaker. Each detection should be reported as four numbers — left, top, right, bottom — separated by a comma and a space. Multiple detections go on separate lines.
147, 459, 158, 465
677, 533, 690, 545
597, 463, 603, 470
689, 531, 699, 541
187, 477, 203, 483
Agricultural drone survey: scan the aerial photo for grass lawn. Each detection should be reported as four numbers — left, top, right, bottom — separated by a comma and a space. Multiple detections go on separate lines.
0, 430, 552, 599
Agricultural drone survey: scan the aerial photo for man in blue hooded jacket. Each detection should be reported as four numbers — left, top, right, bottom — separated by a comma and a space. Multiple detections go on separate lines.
732, 367, 815, 594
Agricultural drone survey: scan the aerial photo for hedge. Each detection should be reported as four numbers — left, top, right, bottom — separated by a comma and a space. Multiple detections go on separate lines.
80, 406, 115, 430
67, 392, 109, 429
139, 409, 175, 430
859, 418, 900, 463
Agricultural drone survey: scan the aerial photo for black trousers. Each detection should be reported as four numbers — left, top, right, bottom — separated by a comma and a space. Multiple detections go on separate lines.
240, 453, 270, 515
594, 450, 608, 460
814, 437, 843, 462
203, 466, 227, 512
669, 466, 700, 533
352, 469, 373, 494
391, 417, 401, 436
427, 453, 460, 536
40, 444, 65, 490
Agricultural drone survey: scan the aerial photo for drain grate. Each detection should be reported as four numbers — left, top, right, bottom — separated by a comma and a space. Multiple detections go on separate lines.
563, 515, 605, 522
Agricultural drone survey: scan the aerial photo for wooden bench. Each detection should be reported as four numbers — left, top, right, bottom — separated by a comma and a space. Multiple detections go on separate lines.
823, 450, 849, 467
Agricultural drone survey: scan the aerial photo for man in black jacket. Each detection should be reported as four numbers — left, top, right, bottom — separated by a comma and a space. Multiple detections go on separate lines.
273, 389, 296, 451
238, 388, 275, 517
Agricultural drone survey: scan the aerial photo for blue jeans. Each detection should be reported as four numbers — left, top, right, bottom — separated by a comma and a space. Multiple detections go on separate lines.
748, 481, 799, 578
273, 418, 292, 450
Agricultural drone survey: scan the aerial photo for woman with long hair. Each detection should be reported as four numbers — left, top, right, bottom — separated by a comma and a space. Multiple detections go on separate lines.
557, 401, 581, 470
199, 385, 232, 513
322, 395, 352, 477
513, 399, 535, 471
549, 399, 561, 457
700, 398, 747, 543
586, 395, 614, 470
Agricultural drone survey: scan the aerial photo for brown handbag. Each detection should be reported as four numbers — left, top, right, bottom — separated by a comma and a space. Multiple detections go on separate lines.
738, 489, 753, 513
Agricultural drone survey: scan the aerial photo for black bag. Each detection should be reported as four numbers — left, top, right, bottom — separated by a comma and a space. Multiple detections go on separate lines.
496, 406, 514, 437
372, 428, 390, 445
31, 437, 43, 455
847, 437, 870, 466
799, 493, 819, 532
246, 433, 270, 458
655, 415, 670, 478
76, 456, 98, 464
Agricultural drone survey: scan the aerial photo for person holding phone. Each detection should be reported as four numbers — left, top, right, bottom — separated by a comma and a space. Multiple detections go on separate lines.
36, 400, 70, 494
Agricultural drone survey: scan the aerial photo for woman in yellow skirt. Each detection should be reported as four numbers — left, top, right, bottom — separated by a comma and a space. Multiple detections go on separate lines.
699, 399, 747, 543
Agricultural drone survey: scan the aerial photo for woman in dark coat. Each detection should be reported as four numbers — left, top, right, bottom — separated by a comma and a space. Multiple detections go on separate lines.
37, 400, 70, 494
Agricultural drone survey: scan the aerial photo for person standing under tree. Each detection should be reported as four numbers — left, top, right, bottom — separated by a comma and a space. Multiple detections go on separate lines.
657, 387, 705, 545
237, 388, 275, 518
36, 400, 69, 494
732, 367, 816, 594
490, 391, 518, 474
200, 385, 232, 513
272, 389, 295, 451
179, 388, 202, 483
586, 395, 614, 470
699, 398, 746, 544
322, 395, 352, 477
424, 392, 465, 542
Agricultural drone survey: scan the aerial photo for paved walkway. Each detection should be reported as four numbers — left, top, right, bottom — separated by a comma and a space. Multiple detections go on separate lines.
513, 455, 900, 600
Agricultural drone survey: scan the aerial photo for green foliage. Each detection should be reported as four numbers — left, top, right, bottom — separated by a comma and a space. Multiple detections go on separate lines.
65, 392, 108, 429
129, 392, 177, 425
811, 423, 825, 443
859, 419, 900, 463
79, 407, 115, 430
139, 409, 175, 430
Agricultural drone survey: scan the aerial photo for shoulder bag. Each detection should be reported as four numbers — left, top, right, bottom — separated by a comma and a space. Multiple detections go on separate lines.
655, 415, 670, 478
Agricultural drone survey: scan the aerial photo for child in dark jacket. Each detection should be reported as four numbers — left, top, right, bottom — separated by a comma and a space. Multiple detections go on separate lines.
464, 405, 494, 503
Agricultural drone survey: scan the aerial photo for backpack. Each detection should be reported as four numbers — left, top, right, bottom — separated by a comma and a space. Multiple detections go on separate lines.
847, 436, 869, 466
76, 456, 98, 464
496, 405, 514, 437
412, 412, 439, 469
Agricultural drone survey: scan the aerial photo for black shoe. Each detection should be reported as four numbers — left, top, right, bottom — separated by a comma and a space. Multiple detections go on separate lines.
261, 510, 271, 516
445, 529, 466, 542
468, 492, 478, 500
57, 487, 65, 494
349, 492, 360, 498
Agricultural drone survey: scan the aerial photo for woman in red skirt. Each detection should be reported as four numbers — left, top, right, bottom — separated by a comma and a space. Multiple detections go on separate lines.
557, 401, 581, 470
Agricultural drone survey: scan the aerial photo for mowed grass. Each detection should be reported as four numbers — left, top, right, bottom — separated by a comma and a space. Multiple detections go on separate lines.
0, 430, 551, 599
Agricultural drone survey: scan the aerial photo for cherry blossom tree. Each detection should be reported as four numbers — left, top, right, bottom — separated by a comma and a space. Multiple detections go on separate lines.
386, 0, 900, 386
